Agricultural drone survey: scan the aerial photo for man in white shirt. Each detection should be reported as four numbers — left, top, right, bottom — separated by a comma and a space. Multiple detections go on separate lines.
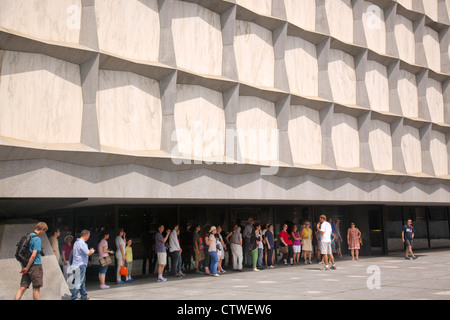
317, 215, 336, 270
168, 225, 182, 278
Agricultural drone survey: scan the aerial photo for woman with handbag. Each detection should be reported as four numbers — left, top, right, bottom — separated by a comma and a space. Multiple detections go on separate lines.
98, 230, 114, 289
279, 224, 290, 265
347, 223, 362, 261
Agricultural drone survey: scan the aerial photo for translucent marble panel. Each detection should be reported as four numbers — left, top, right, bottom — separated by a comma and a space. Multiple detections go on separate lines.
234, 21, 275, 87
284, 0, 316, 31
288, 105, 322, 165
395, 15, 415, 65
423, 0, 438, 21
397, 0, 413, 10
430, 130, 448, 176
285, 36, 319, 97
0, 51, 83, 144
174, 85, 225, 158
365, 60, 389, 112
325, 0, 354, 44
401, 125, 422, 174
96, 0, 160, 62
369, 120, 393, 172
332, 113, 360, 168
97, 70, 162, 151
328, 50, 357, 105
362, 1, 387, 54
398, 69, 418, 118
236, 96, 278, 162
0, 0, 81, 44
172, 1, 222, 76
423, 27, 441, 72
426, 78, 445, 123
236, 0, 272, 17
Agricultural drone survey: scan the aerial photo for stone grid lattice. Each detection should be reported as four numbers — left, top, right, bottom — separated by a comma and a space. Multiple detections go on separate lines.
0, 0, 449, 205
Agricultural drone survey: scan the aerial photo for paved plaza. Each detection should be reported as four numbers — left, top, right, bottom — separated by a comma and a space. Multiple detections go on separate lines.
85, 249, 450, 300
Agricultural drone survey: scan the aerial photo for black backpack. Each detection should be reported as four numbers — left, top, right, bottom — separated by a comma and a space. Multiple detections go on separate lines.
15, 233, 37, 266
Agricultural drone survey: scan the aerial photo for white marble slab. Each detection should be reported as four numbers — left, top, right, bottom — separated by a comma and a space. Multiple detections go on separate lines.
0, 0, 81, 44
362, 1, 387, 55
430, 130, 448, 176
95, 0, 160, 62
0, 51, 83, 144
401, 125, 422, 174
365, 60, 389, 112
423, 27, 441, 72
97, 70, 162, 151
332, 113, 360, 168
398, 69, 418, 118
325, 0, 354, 44
395, 14, 416, 65
284, 0, 316, 31
236, 96, 278, 162
426, 78, 445, 123
172, 1, 223, 76
285, 36, 319, 97
236, 0, 272, 17
329, 49, 357, 105
369, 120, 393, 172
234, 20, 275, 88
288, 105, 322, 165
174, 84, 225, 159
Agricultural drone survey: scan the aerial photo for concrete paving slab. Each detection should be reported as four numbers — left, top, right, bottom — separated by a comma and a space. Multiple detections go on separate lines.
83, 250, 450, 300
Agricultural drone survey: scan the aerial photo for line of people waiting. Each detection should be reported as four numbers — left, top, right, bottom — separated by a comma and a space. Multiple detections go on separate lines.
43, 216, 363, 297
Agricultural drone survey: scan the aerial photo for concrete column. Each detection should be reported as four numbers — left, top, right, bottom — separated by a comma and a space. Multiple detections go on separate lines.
417, 69, 431, 121
414, 15, 427, 67
353, 0, 368, 47
387, 60, 403, 115
275, 95, 293, 166
158, 0, 177, 67
273, 22, 290, 92
391, 118, 407, 174
385, 2, 400, 58
358, 111, 375, 172
355, 49, 370, 109
420, 123, 435, 176
317, 37, 333, 101
159, 70, 178, 155
315, 0, 330, 35
221, 4, 239, 81
79, 0, 100, 150
320, 103, 337, 168
440, 26, 450, 74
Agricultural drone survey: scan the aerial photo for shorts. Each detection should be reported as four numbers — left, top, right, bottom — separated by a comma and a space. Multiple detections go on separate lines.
320, 242, 332, 255
20, 264, 43, 289
405, 239, 413, 247
293, 245, 301, 253
98, 265, 108, 275
157, 252, 167, 265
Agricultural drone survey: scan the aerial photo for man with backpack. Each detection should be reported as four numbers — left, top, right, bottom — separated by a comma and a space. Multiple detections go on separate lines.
14, 222, 48, 300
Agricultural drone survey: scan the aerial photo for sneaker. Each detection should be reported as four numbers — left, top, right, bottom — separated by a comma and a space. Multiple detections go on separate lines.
269, 265, 275, 269
157, 277, 167, 282
331, 265, 336, 270
405, 256, 411, 260
412, 256, 418, 260
117, 281, 125, 285
126, 278, 134, 282
100, 284, 110, 289
220, 269, 226, 274
322, 265, 330, 271
253, 268, 260, 272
